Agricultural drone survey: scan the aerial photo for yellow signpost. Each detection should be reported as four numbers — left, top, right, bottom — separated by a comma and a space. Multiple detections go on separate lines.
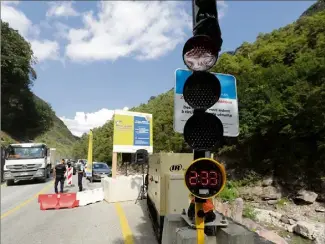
111, 110, 153, 178
195, 202, 205, 243
86, 129, 93, 179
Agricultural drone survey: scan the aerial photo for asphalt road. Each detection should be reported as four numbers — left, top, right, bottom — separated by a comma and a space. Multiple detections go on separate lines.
1, 175, 157, 244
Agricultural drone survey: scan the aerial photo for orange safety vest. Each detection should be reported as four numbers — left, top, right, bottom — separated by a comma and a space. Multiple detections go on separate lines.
191, 198, 214, 213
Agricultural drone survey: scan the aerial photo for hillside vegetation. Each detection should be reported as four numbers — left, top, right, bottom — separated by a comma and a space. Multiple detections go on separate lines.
1, 21, 77, 157
72, 2, 325, 191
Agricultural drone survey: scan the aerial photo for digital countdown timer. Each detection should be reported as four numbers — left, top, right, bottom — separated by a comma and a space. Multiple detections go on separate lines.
184, 158, 226, 199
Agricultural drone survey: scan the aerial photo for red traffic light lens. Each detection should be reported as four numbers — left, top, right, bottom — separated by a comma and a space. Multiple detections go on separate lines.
183, 72, 221, 110
183, 112, 223, 151
182, 35, 218, 71
184, 158, 226, 199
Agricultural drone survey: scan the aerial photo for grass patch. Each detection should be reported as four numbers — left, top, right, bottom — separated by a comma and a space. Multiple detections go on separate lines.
243, 204, 257, 220
276, 197, 289, 208
234, 171, 261, 187
217, 181, 239, 202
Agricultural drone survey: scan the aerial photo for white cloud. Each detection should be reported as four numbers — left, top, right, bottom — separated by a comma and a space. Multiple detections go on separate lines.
30, 40, 60, 62
46, 2, 79, 18
217, 1, 228, 19
1, 1, 32, 37
0, 1, 60, 62
60, 107, 129, 137
65, 1, 191, 62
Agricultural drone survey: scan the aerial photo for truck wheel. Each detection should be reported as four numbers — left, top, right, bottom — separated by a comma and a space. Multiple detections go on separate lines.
6, 180, 14, 186
46, 168, 50, 178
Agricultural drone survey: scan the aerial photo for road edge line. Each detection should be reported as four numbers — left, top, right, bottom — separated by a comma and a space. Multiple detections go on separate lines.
1, 180, 53, 219
114, 202, 134, 244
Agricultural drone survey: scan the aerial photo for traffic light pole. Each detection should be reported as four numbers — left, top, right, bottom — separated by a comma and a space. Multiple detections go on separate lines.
182, 1, 223, 244
194, 150, 208, 244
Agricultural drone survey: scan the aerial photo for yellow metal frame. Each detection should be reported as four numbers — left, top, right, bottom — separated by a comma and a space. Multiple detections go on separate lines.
183, 158, 227, 199
184, 158, 227, 244
86, 130, 93, 176
195, 202, 205, 243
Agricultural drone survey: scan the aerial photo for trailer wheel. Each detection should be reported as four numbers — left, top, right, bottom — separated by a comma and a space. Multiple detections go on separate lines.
6, 180, 14, 186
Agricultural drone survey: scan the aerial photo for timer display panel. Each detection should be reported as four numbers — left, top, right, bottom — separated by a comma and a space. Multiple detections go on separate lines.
184, 158, 226, 199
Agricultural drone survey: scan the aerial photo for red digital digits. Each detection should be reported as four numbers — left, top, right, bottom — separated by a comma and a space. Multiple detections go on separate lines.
189, 171, 198, 186
187, 170, 219, 186
201, 171, 209, 185
209, 171, 218, 186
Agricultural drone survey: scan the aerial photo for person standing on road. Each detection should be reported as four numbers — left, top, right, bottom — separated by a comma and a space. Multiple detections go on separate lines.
53, 159, 67, 194
77, 160, 85, 192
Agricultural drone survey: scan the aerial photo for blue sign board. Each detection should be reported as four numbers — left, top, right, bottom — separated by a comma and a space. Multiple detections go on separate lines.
174, 69, 239, 137
134, 116, 150, 146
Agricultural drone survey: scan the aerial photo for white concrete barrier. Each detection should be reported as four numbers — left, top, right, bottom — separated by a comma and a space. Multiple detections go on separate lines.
76, 188, 104, 206
101, 175, 143, 203
91, 188, 104, 202
76, 190, 92, 206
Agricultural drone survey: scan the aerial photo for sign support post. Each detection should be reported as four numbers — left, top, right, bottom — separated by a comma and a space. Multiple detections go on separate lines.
180, 1, 226, 244
86, 129, 93, 181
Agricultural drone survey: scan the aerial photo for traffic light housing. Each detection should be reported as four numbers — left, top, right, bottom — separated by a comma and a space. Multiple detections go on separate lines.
183, 0, 222, 72
182, 0, 224, 152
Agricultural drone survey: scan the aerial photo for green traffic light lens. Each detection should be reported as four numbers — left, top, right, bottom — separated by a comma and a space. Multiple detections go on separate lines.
183, 112, 223, 150
183, 72, 221, 110
182, 35, 218, 71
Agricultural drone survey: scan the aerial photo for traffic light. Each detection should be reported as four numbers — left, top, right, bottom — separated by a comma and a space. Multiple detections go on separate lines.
181, 2, 226, 239
182, 0, 224, 152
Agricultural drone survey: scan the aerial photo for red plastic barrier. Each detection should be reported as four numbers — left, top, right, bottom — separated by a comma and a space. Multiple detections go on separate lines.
58, 193, 79, 209
38, 194, 59, 210
38, 193, 79, 210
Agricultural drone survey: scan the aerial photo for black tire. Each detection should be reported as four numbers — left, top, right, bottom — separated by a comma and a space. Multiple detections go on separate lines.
46, 168, 50, 178
6, 180, 14, 186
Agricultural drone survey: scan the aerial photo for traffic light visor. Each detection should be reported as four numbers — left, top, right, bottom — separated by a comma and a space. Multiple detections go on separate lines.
183, 112, 223, 150
183, 72, 221, 110
182, 35, 218, 71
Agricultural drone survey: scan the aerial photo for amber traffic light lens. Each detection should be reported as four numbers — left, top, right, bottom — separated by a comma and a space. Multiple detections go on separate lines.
183, 72, 221, 110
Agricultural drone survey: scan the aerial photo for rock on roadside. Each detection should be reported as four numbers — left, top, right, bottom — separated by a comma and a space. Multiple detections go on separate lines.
295, 190, 318, 204
293, 220, 325, 244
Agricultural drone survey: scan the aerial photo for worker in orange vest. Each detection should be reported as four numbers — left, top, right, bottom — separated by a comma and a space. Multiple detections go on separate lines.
187, 195, 216, 223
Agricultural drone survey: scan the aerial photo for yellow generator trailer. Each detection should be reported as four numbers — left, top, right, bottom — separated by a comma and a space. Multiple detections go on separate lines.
146, 153, 194, 243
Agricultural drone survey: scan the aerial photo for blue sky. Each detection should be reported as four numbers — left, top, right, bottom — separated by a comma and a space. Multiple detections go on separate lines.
1, 1, 316, 136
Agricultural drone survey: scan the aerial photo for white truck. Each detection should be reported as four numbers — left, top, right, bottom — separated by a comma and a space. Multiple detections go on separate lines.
48, 148, 57, 172
3, 143, 53, 186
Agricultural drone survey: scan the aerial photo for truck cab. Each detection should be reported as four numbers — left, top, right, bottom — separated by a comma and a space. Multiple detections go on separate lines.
3, 143, 51, 186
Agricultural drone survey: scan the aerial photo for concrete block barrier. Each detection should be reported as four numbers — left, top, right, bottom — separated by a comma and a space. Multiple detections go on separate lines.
91, 188, 104, 202
161, 214, 274, 244
101, 175, 143, 203
215, 222, 254, 244
162, 214, 188, 244
76, 188, 104, 206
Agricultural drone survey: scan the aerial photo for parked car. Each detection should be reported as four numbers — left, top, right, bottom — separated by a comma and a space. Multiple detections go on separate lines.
88, 162, 111, 182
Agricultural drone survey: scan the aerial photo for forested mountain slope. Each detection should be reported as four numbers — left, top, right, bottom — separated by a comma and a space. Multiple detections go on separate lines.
72, 3, 325, 191
1, 21, 77, 157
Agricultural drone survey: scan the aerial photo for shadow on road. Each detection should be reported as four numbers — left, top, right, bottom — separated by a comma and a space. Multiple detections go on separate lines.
6, 177, 53, 187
